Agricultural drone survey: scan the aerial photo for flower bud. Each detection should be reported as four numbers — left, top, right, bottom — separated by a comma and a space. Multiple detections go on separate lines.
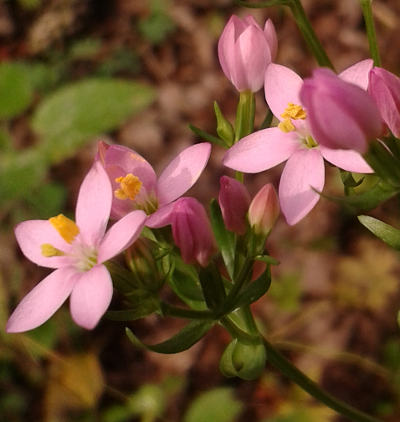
219, 176, 251, 235
171, 198, 216, 267
300, 68, 383, 153
248, 184, 279, 236
368, 67, 400, 138
218, 15, 276, 92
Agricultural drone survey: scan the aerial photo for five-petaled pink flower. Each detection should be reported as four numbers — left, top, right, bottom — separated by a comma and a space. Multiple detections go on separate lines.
223, 60, 376, 225
218, 15, 277, 92
97, 142, 211, 228
7, 162, 147, 332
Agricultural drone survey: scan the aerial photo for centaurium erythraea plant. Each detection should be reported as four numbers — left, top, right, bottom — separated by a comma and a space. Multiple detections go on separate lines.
7, 162, 146, 332
223, 60, 382, 225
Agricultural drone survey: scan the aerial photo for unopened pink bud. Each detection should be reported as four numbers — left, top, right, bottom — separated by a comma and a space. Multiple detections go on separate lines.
218, 15, 276, 92
248, 184, 279, 236
264, 19, 278, 62
368, 67, 400, 138
171, 198, 216, 267
300, 68, 383, 153
219, 176, 251, 235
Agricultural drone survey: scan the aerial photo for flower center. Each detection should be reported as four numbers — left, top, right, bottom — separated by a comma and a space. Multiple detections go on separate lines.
114, 173, 142, 200
49, 214, 80, 244
278, 102, 307, 133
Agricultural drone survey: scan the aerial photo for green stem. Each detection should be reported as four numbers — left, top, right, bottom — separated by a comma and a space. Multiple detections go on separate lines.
160, 302, 215, 320
235, 90, 255, 142
262, 337, 383, 422
359, 0, 381, 66
289, 0, 334, 68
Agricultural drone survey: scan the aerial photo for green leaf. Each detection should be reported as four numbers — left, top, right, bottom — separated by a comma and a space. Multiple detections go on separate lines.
316, 180, 399, 213
106, 298, 159, 321
0, 62, 33, 119
358, 215, 400, 250
125, 320, 214, 354
209, 200, 236, 279
32, 78, 155, 163
199, 264, 226, 311
234, 266, 271, 309
189, 124, 226, 148
184, 387, 243, 422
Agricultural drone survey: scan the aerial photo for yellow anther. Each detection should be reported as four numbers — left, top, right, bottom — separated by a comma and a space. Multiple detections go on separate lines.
41, 244, 64, 257
278, 118, 295, 133
114, 173, 142, 200
49, 214, 80, 244
281, 102, 307, 120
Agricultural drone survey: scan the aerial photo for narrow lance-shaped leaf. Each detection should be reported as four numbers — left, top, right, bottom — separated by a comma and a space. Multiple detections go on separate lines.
199, 265, 226, 312
125, 320, 214, 354
358, 215, 400, 250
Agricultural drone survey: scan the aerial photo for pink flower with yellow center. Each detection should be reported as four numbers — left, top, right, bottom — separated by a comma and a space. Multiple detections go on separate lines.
223, 60, 379, 225
7, 162, 146, 332
97, 142, 211, 228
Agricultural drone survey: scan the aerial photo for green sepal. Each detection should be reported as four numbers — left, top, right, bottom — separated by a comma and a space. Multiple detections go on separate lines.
189, 124, 226, 148
234, 90, 255, 142
219, 339, 238, 377
254, 254, 280, 266
209, 199, 236, 279
234, 265, 272, 310
199, 264, 226, 312
214, 101, 234, 147
125, 320, 214, 354
358, 215, 400, 250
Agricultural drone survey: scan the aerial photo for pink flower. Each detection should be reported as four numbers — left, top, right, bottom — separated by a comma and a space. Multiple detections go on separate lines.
171, 198, 216, 267
223, 61, 374, 225
368, 67, 400, 138
218, 15, 277, 92
301, 67, 383, 153
97, 142, 211, 228
248, 184, 280, 236
7, 162, 147, 332
218, 176, 251, 235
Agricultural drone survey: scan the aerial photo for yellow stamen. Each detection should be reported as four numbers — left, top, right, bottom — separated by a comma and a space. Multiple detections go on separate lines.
41, 244, 65, 257
281, 102, 307, 120
278, 118, 295, 133
49, 214, 80, 244
114, 173, 142, 200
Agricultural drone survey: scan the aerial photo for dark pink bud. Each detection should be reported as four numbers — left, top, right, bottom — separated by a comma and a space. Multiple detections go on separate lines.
300, 68, 383, 153
368, 67, 400, 138
171, 198, 216, 267
218, 176, 251, 235
248, 184, 279, 236
218, 15, 276, 92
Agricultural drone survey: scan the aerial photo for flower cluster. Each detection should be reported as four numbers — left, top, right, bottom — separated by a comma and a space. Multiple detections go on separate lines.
6, 12, 400, 342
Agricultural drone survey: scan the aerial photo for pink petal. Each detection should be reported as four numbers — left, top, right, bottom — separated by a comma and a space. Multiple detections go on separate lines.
69, 265, 113, 330
15, 220, 72, 269
157, 143, 211, 206
279, 148, 325, 225
320, 146, 373, 173
218, 16, 240, 84
237, 25, 270, 92
264, 64, 303, 119
100, 143, 157, 193
6, 267, 78, 333
75, 161, 112, 246
223, 127, 299, 173
145, 202, 176, 228
264, 19, 278, 61
98, 210, 146, 263
338, 59, 373, 90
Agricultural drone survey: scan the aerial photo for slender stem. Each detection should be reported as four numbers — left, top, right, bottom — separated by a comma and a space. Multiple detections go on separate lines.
161, 302, 215, 320
262, 337, 383, 422
289, 0, 334, 69
359, 0, 381, 66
